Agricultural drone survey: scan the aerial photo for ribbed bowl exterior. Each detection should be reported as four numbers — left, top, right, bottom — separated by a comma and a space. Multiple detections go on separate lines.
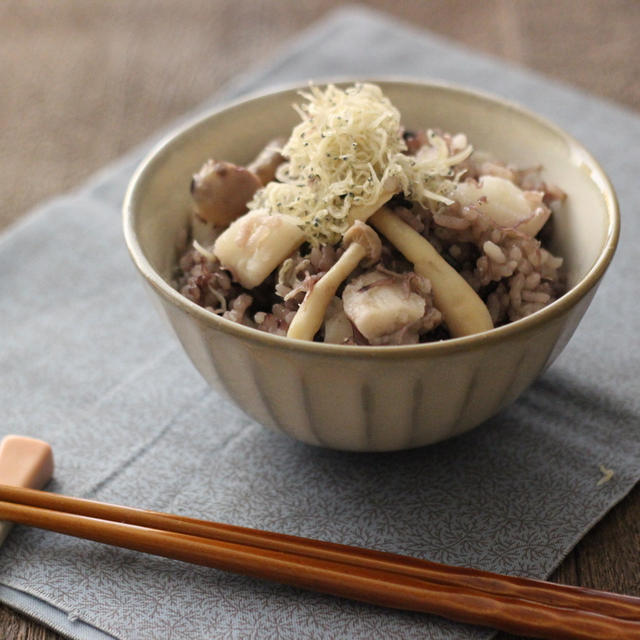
150, 280, 595, 451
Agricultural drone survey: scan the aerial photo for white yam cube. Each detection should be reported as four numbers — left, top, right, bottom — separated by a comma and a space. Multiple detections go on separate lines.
342, 271, 425, 343
214, 209, 305, 288
323, 297, 354, 344
455, 175, 549, 237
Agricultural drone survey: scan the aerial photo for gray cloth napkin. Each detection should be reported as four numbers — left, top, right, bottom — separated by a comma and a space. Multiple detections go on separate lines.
1, 6, 639, 640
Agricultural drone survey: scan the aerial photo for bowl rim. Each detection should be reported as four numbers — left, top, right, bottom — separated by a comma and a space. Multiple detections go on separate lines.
123, 77, 620, 360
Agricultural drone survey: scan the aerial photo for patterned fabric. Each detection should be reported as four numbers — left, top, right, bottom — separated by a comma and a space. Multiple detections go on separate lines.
1, 7, 638, 639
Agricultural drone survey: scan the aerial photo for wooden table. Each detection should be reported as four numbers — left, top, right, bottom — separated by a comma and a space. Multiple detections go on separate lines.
1, 2, 638, 638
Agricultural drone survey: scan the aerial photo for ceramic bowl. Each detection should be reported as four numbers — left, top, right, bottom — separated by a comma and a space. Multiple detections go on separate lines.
123, 80, 619, 451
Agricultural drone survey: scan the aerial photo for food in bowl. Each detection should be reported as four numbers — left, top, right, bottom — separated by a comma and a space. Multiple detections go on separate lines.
125, 80, 618, 450
173, 83, 565, 346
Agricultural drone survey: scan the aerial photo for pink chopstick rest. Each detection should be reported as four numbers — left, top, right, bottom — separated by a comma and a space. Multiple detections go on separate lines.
0, 435, 54, 546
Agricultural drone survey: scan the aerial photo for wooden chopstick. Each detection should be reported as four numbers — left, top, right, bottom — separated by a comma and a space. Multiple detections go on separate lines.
3, 484, 638, 623
1, 485, 639, 640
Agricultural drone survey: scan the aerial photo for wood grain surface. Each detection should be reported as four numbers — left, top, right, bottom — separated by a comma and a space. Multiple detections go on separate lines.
1, 1, 638, 639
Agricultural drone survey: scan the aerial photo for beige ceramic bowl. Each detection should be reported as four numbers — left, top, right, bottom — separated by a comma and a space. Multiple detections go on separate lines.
123, 80, 619, 451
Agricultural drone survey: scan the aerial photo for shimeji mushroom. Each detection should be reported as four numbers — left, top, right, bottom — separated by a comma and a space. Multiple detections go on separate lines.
370, 206, 493, 337
287, 221, 382, 341
246, 137, 286, 186
191, 160, 262, 227
191, 139, 286, 227
190, 140, 286, 241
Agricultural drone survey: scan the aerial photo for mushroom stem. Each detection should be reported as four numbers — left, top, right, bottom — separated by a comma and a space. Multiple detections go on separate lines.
370, 207, 493, 337
286, 242, 366, 341
287, 221, 381, 341
247, 137, 286, 186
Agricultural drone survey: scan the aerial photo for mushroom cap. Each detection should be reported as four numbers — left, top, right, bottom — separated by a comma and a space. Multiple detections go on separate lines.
342, 220, 382, 266
191, 160, 262, 226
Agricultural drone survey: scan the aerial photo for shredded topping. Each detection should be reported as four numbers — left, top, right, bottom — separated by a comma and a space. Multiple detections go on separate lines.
248, 83, 472, 245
